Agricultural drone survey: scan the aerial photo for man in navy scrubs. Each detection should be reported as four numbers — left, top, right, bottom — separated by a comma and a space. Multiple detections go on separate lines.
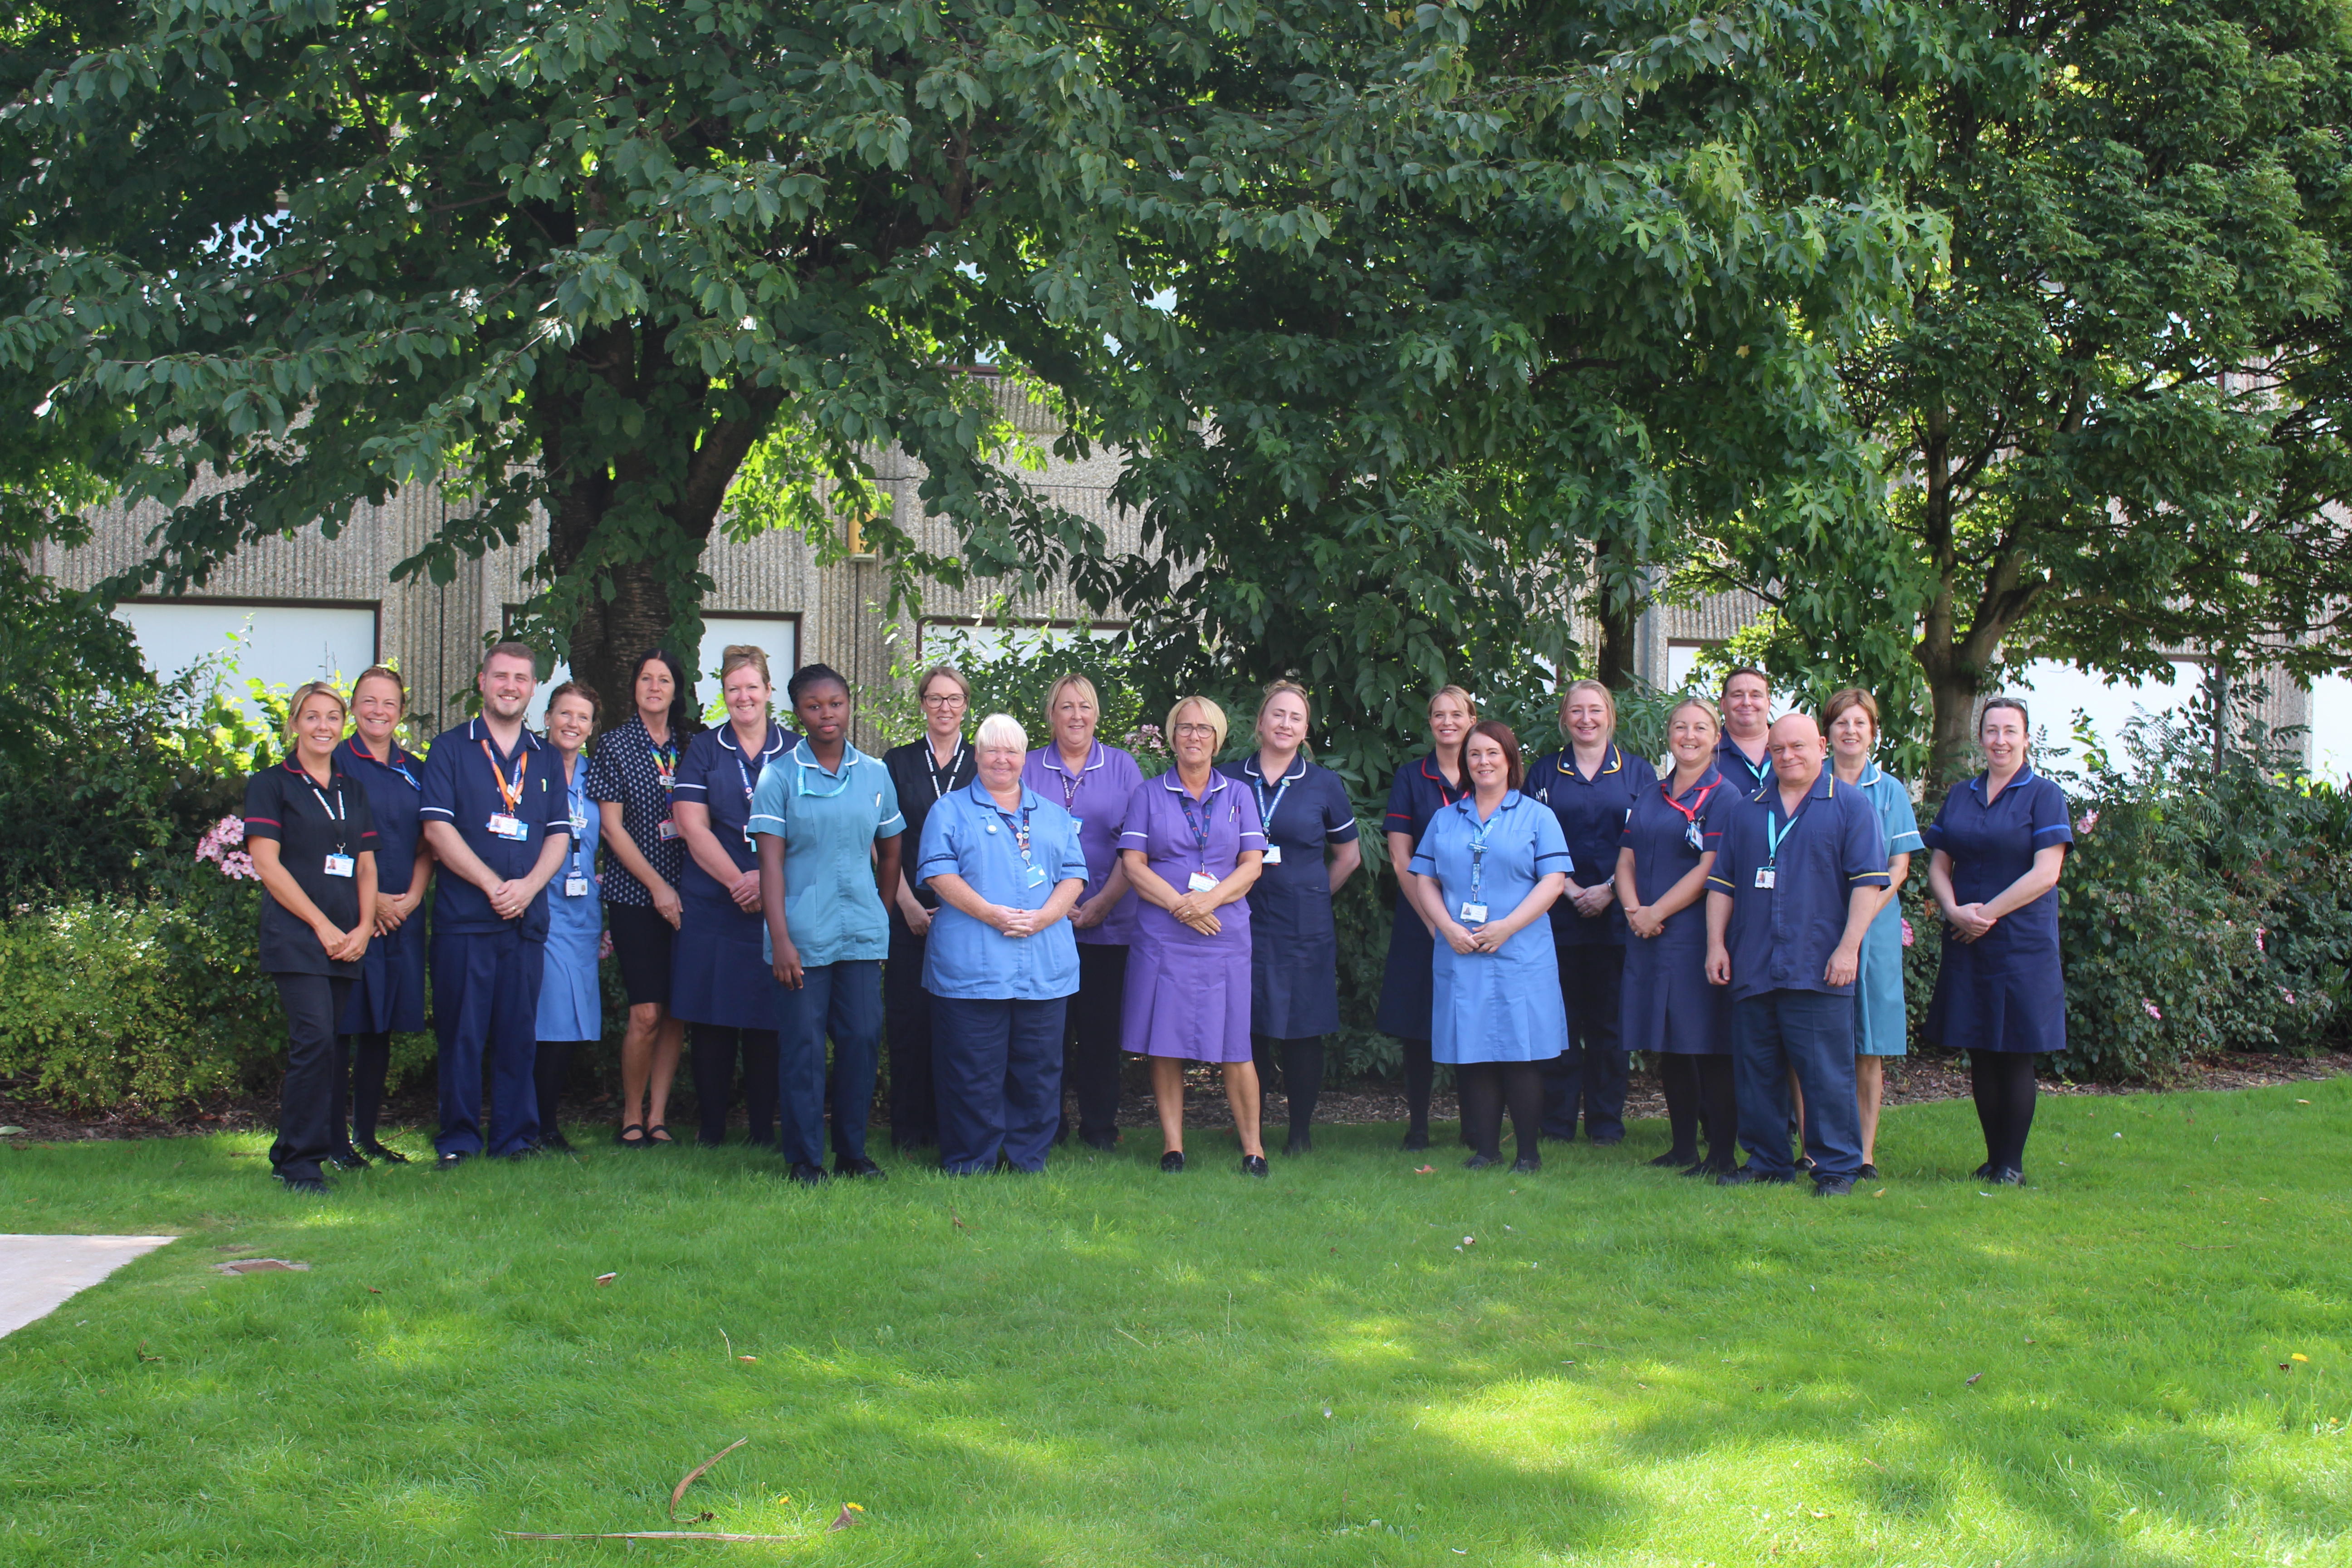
1703, 713, 1887, 1196
1715, 667, 1774, 795
420, 642, 573, 1167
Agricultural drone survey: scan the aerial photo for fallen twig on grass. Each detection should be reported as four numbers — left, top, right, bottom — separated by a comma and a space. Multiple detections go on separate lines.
670, 1437, 750, 1522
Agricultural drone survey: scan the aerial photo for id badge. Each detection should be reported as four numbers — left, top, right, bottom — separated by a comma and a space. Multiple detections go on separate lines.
1754, 867, 1776, 890
1685, 821, 1705, 852
323, 854, 355, 879
657, 818, 680, 841
564, 874, 588, 898
487, 813, 527, 842
1187, 871, 1218, 894
1024, 864, 1049, 889
1459, 901, 1489, 925
1261, 844, 1283, 866
1068, 817, 1083, 834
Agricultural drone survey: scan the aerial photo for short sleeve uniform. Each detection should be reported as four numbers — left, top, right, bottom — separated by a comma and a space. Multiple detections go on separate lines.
537, 751, 605, 1041
1705, 774, 1889, 1002
1116, 770, 1264, 1063
668, 720, 797, 1027
746, 740, 905, 968
1021, 742, 1147, 945
1374, 755, 1471, 1039
418, 719, 571, 943
1529, 744, 1657, 946
1714, 734, 1774, 798
333, 738, 427, 1032
1921, 767, 2073, 1054
1853, 763, 1925, 1057
244, 758, 380, 978
1618, 766, 1736, 1056
1408, 793, 1571, 1064
915, 782, 1090, 1000
1218, 754, 1360, 1039
584, 712, 686, 908
884, 738, 978, 916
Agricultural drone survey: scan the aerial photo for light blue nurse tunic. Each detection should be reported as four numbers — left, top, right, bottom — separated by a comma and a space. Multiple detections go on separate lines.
745, 740, 905, 965
1852, 762, 1924, 1056
536, 751, 605, 1042
916, 781, 1092, 1000
1408, 792, 1573, 1066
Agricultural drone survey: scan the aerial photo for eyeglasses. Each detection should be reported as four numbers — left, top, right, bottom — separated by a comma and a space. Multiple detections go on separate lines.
1173, 723, 1218, 739
921, 693, 968, 708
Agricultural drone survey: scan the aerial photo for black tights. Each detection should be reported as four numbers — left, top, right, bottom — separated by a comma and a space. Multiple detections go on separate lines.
1656, 1054, 1739, 1168
535, 1039, 587, 1140
690, 1024, 779, 1147
1456, 1062, 1544, 1163
1401, 1036, 1435, 1137
1251, 1034, 1324, 1146
1971, 1049, 2039, 1174
334, 1030, 394, 1152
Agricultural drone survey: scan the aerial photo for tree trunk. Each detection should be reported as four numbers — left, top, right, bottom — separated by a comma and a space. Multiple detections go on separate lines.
1593, 537, 1642, 691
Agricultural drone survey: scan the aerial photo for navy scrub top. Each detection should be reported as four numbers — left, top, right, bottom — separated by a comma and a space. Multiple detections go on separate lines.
1714, 733, 1774, 797
1375, 752, 1471, 1039
333, 736, 430, 1033
418, 718, 572, 943
1219, 752, 1361, 1039
1705, 772, 1888, 1002
243, 757, 380, 976
1620, 765, 1736, 950
1921, 766, 2074, 1054
1529, 743, 1656, 946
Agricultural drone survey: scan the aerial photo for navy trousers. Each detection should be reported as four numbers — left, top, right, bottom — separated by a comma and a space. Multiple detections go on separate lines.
430, 926, 544, 1157
1543, 943, 1628, 1140
1731, 989, 1862, 1180
778, 959, 883, 1167
932, 994, 1068, 1174
270, 974, 352, 1181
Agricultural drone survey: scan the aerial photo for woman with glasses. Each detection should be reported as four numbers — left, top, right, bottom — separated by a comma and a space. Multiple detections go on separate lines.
881, 664, 979, 1152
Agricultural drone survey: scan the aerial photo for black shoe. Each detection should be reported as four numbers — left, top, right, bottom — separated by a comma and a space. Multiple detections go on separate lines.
1283, 1132, 1313, 1156
357, 1141, 409, 1165
835, 1156, 887, 1180
1972, 1161, 1993, 1179
505, 1144, 544, 1162
1464, 1152, 1502, 1170
1081, 1131, 1121, 1152
1400, 1128, 1431, 1152
540, 1129, 574, 1154
1588, 1132, 1624, 1146
1716, 1166, 1792, 1186
1242, 1155, 1268, 1178
435, 1151, 471, 1171
1509, 1154, 1542, 1175
1649, 1149, 1698, 1169
277, 1174, 330, 1194
326, 1148, 369, 1171
618, 1123, 648, 1149
1987, 1166, 2025, 1186
1812, 1176, 1856, 1197
786, 1161, 829, 1186
1160, 1151, 1186, 1173
1797, 1153, 1818, 1172
645, 1123, 677, 1147
1857, 1162, 1881, 1181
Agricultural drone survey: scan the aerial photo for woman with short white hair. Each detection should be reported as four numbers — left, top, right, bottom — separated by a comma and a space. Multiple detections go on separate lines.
917, 713, 1091, 1173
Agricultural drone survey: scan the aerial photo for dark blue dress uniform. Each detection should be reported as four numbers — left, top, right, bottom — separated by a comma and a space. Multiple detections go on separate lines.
333, 738, 428, 1036
1921, 767, 2074, 1054
1706, 772, 1888, 1184
1529, 743, 1656, 1142
245, 758, 379, 1182
1619, 766, 1735, 1058
418, 717, 571, 1158
1219, 754, 1360, 1039
1714, 733, 1773, 797
1376, 754, 1470, 1037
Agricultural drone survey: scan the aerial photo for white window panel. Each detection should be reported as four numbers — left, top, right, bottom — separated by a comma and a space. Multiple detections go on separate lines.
115, 601, 378, 720
2010, 658, 2204, 760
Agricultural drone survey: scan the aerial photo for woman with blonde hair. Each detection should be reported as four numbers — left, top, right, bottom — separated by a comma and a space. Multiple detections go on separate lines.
1217, 680, 1361, 1154
880, 662, 980, 1152
1117, 695, 1269, 1174
1376, 684, 1478, 1149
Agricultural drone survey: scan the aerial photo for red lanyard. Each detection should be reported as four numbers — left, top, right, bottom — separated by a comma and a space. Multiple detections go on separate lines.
481, 740, 528, 813
1660, 773, 1719, 827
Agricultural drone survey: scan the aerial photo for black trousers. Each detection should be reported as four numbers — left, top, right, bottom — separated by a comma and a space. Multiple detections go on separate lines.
1658, 1053, 1739, 1168
272, 974, 353, 1182
333, 1029, 394, 1152
1971, 1049, 2040, 1175
884, 916, 939, 1149
689, 1024, 779, 1146
1543, 943, 1628, 1140
535, 1039, 588, 1140
1061, 942, 1128, 1144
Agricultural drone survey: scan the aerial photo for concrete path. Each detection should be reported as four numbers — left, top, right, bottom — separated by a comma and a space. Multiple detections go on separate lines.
0, 1234, 178, 1338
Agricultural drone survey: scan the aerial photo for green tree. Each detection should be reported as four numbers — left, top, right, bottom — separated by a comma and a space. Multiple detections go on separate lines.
1700, 0, 2352, 780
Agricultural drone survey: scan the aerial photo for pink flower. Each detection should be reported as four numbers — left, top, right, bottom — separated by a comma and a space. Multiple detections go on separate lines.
599, 929, 615, 962
2075, 809, 2100, 834
220, 851, 258, 882
2142, 1000, 2163, 1022
2282, 989, 2298, 1006
1899, 916, 1915, 948
2255, 926, 2266, 954
195, 814, 247, 865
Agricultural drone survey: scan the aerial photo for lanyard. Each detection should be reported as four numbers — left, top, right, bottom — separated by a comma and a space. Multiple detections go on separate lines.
647, 730, 679, 791
305, 775, 348, 854
1764, 801, 1806, 868
996, 799, 1034, 864
1051, 750, 1088, 809
1455, 795, 1504, 906
1251, 763, 1298, 841
1177, 784, 1218, 872
1661, 774, 1719, 852
480, 739, 527, 814
566, 765, 592, 876
925, 739, 967, 801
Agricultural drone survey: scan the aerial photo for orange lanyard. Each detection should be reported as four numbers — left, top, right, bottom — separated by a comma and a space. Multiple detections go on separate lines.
480, 740, 528, 813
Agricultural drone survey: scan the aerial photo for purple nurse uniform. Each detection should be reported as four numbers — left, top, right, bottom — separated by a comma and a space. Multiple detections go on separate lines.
1116, 769, 1266, 1063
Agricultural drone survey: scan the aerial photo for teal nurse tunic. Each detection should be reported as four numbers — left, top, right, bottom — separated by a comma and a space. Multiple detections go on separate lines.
1408, 792, 1572, 1065
1851, 762, 1923, 1057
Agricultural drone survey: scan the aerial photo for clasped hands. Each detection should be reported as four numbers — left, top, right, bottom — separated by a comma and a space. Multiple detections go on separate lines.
1166, 890, 1221, 937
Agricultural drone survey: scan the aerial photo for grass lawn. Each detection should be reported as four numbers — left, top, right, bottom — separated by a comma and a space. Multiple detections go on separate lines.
2, 1078, 2348, 1567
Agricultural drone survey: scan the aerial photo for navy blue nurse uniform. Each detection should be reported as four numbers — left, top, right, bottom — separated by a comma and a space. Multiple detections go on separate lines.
418, 717, 572, 1158
1921, 767, 2074, 1054
1375, 755, 1470, 1038
1714, 733, 1773, 797
1219, 754, 1359, 1039
670, 721, 798, 1029
334, 737, 428, 1036
1705, 772, 1888, 1183
1529, 743, 1656, 1142
1618, 767, 1735, 1058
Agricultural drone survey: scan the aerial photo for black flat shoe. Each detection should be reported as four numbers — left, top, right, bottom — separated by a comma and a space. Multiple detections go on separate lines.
1856, 1162, 1881, 1181
1160, 1151, 1186, 1173
435, 1151, 470, 1171
786, 1161, 829, 1186
1685, 1157, 1735, 1179
539, 1129, 574, 1154
1082, 1132, 1121, 1152
1973, 1161, 1993, 1179
358, 1141, 409, 1165
1241, 1155, 1268, 1178
1649, 1149, 1698, 1168
1400, 1128, 1431, 1152
277, 1174, 330, 1194
1812, 1176, 1856, 1197
1987, 1166, 2025, 1186
1509, 1155, 1542, 1175
618, 1123, 648, 1149
1283, 1132, 1313, 1156
1716, 1167, 1791, 1187
326, 1149, 369, 1171
1463, 1152, 1502, 1170
835, 1156, 887, 1180
646, 1123, 677, 1147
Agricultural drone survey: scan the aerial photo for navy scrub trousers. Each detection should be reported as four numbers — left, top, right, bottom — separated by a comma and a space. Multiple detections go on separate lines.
932, 996, 1067, 1173
273, 975, 354, 1180
431, 925, 545, 1157
1732, 990, 1864, 1179
1545, 945, 1628, 1141
778, 959, 884, 1169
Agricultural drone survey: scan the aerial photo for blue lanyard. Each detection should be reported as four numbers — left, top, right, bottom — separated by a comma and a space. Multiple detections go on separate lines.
1177, 785, 1217, 872
566, 766, 592, 876
1456, 796, 1504, 906
1764, 803, 1804, 868
386, 755, 420, 792
1251, 763, 1298, 841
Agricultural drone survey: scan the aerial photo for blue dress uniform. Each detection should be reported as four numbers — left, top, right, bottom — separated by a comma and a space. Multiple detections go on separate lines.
1408, 794, 1573, 1065
1529, 743, 1656, 1142
1619, 767, 1735, 1059
536, 755, 604, 1043
334, 738, 429, 1037
1376, 755, 1470, 1038
916, 781, 1091, 1173
1218, 754, 1359, 1039
1921, 767, 2074, 1054
418, 717, 572, 1158
747, 741, 905, 1170
1706, 773, 1888, 1184
1852, 763, 1924, 1056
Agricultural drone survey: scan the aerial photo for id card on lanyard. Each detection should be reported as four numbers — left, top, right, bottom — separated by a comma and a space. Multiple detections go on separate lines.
563, 769, 591, 897
1758, 805, 1802, 890
482, 740, 530, 841
309, 776, 354, 877
651, 732, 681, 840
1662, 775, 1719, 854
1455, 796, 1498, 924
1178, 788, 1220, 894
1252, 765, 1296, 867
